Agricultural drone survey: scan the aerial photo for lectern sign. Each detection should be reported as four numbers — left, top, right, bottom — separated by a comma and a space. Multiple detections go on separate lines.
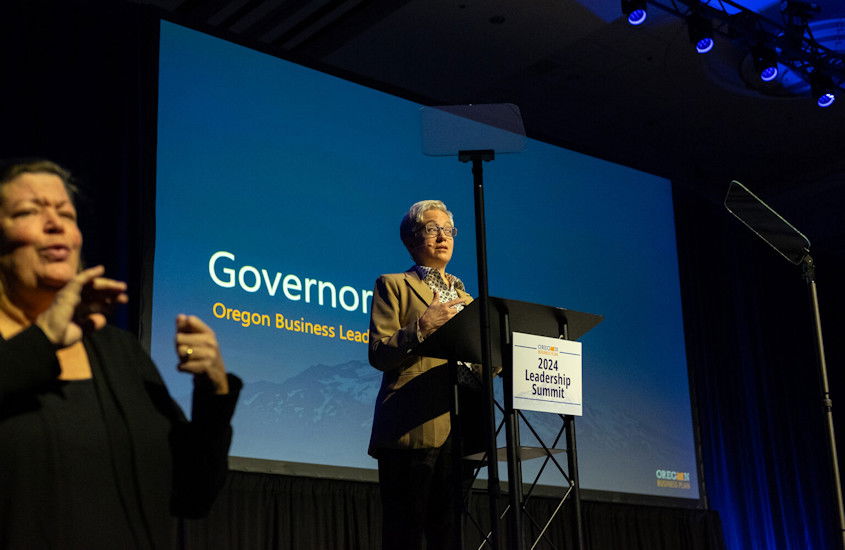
512, 332, 582, 416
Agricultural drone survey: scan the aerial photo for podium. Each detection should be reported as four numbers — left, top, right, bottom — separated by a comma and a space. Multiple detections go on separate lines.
414, 296, 602, 550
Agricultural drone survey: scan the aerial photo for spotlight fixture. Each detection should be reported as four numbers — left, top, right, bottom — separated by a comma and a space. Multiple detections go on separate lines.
621, 0, 648, 26
751, 45, 779, 82
687, 14, 714, 54
810, 70, 836, 108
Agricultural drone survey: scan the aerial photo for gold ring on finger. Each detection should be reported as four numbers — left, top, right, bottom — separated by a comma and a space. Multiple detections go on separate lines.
182, 347, 194, 361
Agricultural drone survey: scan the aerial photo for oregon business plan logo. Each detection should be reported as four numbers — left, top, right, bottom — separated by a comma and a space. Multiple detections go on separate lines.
655, 469, 691, 490
537, 343, 559, 355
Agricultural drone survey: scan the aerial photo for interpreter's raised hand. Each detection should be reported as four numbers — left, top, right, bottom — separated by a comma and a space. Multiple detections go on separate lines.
175, 314, 229, 395
418, 290, 467, 339
35, 265, 129, 347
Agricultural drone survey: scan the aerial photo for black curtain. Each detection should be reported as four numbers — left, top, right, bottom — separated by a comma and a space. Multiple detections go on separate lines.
182, 471, 724, 550
0, 0, 159, 336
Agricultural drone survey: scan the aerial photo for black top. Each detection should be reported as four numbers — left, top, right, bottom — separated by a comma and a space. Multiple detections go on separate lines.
28, 379, 141, 547
0, 325, 242, 550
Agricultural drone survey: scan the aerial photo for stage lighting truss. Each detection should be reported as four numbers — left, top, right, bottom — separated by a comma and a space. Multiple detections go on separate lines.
621, 0, 844, 106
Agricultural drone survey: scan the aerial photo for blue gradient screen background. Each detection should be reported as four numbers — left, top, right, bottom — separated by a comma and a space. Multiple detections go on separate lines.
152, 21, 698, 500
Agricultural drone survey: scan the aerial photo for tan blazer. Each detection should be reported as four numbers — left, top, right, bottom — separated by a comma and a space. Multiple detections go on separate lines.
367, 269, 473, 457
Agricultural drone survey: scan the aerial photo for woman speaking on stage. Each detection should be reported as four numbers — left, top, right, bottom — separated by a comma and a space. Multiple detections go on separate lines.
368, 199, 475, 550
0, 159, 241, 549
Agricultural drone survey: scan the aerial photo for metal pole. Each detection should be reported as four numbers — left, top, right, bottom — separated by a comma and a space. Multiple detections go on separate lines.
564, 416, 585, 550
502, 312, 526, 550
462, 149, 501, 549
803, 255, 845, 549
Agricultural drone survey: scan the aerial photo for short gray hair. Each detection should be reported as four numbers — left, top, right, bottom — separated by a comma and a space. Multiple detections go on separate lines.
399, 199, 454, 251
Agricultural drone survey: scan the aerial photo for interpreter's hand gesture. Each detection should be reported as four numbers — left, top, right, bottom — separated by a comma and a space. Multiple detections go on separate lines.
175, 314, 229, 395
418, 290, 467, 339
35, 265, 129, 347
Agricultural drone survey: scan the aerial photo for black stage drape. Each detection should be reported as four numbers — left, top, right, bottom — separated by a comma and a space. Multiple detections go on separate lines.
181, 471, 725, 550
0, 0, 159, 336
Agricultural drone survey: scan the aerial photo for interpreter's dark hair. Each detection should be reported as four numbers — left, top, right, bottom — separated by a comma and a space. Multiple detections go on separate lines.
0, 158, 78, 202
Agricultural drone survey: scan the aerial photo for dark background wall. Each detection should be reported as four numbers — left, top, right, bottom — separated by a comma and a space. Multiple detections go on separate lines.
0, 0, 158, 330
3, 1, 844, 548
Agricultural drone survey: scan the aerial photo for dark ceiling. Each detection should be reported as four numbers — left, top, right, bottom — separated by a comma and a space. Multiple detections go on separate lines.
133, 0, 845, 254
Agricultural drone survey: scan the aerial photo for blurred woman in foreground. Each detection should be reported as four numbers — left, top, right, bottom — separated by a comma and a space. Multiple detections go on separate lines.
0, 159, 241, 549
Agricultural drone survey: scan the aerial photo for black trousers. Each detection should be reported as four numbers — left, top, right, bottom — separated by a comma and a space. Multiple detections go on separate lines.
377, 436, 463, 550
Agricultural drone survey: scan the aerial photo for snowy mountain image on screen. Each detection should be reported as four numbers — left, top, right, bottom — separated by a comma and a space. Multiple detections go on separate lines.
227, 360, 382, 467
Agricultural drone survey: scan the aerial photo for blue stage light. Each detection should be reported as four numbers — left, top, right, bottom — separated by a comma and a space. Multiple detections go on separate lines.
688, 14, 715, 54
810, 71, 837, 108
752, 45, 779, 82
760, 66, 778, 82
628, 9, 647, 25
817, 92, 835, 108
696, 38, 714, 54
622, 1, 648, 26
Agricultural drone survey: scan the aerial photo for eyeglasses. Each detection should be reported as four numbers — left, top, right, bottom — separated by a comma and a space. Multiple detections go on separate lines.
420, 223, 457, 238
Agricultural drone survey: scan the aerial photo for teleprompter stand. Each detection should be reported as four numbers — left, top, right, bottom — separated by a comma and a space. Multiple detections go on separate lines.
421, 104, 528, 548
726, 181, 845, 549
415, 297, 602, 550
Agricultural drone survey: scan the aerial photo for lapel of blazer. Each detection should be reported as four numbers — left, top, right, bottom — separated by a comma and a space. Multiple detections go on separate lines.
458, 288, 473, 304
403, 268, 434, 307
